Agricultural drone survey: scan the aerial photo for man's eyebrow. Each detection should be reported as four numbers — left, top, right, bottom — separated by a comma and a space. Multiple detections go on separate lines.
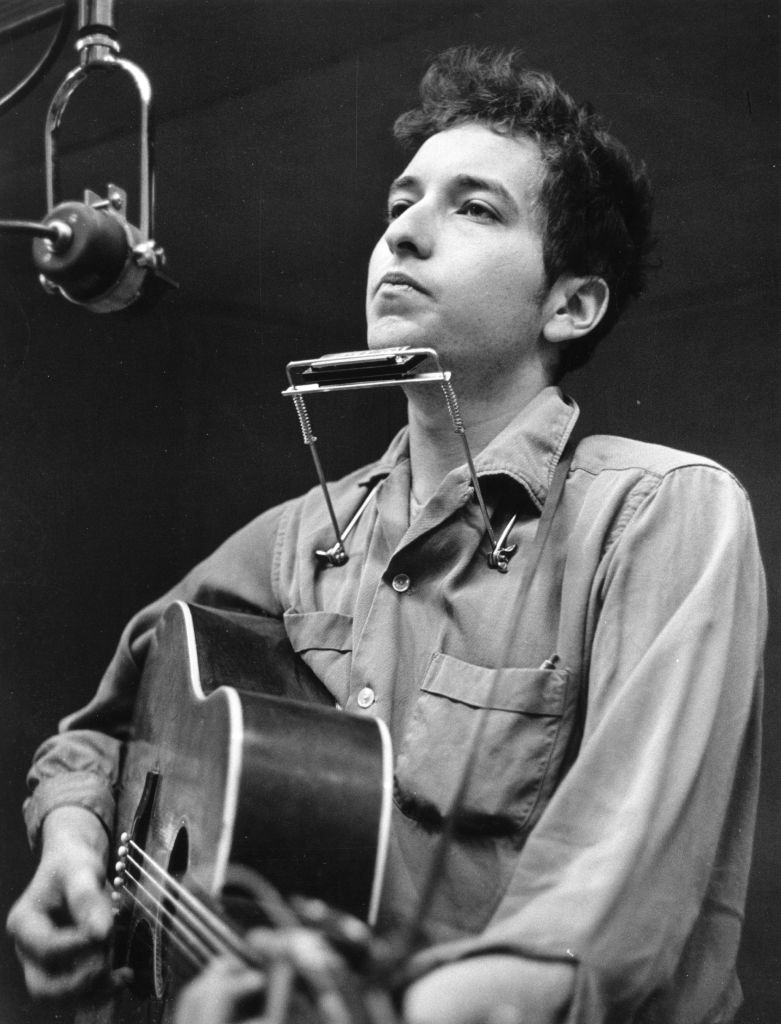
387, 174, 418, 196
387, 173, 520, 212
454, 174, 519, 211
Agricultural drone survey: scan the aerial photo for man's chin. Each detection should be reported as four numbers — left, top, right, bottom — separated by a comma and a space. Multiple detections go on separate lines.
366, 319, 428, 352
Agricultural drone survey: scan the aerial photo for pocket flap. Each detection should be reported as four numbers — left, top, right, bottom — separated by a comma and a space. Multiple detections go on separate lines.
283, 610, 353, 653
421, 651, 566, 716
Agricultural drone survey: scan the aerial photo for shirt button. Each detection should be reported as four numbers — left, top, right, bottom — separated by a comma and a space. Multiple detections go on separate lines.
392, 573, 411, 593
357, 686, 375, 709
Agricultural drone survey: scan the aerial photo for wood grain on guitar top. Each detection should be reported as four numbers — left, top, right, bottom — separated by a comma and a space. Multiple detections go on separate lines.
76, 600, 392, 1024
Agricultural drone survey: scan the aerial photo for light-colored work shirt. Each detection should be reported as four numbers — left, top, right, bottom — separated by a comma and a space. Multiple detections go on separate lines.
24, 387, 766, 1023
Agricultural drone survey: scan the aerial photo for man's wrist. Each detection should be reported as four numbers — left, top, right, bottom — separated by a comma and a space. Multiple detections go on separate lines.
40, 805, 110, 862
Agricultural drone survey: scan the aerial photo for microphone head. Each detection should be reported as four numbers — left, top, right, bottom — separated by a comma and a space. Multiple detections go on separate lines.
32, 200, 133, 302
31, 185, 174, 313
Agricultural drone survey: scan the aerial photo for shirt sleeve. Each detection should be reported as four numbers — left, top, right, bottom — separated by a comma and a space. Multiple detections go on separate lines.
23, 502, 289, 850
407, 464, 766, 1021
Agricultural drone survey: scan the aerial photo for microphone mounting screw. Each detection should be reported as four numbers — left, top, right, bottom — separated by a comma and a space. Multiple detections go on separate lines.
132, 240, 165, 269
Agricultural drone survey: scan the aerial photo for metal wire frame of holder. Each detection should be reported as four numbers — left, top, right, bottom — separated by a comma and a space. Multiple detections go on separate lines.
282, 347, 518, 573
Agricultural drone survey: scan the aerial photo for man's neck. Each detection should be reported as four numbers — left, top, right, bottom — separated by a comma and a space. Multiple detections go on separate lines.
405, 363, 551, 504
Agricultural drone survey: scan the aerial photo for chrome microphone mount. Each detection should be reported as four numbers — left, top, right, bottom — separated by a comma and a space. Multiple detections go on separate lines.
30, 183, 168, 313
0, 0, 174, 313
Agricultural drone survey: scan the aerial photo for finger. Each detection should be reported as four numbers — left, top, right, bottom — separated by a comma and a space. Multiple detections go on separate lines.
174, 959, 264, 1024
21, 947, 112, 1000
228, 966, 266, 1002
64, 868, 113, 940
41, 964, 134, 1009
9, 860, 111, 947
12, 909, 96, 967
6, 898, 28, 942
8, 883, 108, 990
195, 956, 264, 992
13, 892, 113, 962
6, 884, 54, 939
212, 963, 265, 1022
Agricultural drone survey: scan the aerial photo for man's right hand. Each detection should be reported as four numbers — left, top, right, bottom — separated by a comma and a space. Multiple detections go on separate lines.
6, 805, 124, 1000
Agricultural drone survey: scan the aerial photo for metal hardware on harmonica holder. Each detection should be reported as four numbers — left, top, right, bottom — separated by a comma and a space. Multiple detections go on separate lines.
283, 347, 517, 572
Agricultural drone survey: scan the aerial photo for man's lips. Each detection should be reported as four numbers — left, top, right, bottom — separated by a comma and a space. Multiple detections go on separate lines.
376, 271, 430, 295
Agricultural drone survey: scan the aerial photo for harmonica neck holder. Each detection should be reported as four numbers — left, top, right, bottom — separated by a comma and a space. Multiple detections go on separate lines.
283, 347, 517, 572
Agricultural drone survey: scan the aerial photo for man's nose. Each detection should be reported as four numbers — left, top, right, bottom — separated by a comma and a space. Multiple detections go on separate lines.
384, 203, 433, 258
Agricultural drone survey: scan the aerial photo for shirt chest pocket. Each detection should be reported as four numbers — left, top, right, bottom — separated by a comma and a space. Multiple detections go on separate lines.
283, 610, 353, 707
394, 652, 569, 838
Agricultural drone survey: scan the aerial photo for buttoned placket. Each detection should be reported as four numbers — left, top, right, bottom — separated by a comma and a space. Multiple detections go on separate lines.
314, 391, 579, 730
345, 459, 502, 735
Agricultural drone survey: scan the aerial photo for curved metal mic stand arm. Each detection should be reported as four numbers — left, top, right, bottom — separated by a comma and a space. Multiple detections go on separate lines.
44, 7, 155, 242
27, 1, 173, 312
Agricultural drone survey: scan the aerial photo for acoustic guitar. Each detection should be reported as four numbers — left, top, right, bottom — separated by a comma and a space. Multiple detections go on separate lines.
77, 600, 394, 1024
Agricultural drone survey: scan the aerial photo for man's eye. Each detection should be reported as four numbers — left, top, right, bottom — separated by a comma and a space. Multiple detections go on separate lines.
459, 200, 498, 221
386, 199, 412, 222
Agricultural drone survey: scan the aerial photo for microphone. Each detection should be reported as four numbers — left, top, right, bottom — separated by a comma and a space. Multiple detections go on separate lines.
0, 0, 175, 313
30, 185, 171, 314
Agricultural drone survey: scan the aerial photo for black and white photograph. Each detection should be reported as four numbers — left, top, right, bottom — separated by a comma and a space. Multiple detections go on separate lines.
0, 2, 778, 1022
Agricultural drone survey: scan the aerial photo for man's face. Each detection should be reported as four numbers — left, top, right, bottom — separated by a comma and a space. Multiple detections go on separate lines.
366, 122, 550, 383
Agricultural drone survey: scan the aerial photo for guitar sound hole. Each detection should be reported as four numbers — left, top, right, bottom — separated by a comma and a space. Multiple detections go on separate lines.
155, 827, 190, 1000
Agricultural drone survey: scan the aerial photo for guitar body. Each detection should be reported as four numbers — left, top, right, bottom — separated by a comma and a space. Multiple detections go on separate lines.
78, 600, 392, 1024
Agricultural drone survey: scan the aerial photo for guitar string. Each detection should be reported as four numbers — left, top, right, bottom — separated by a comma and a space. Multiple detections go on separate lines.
119, 851, 367, 1024
125, 838, 249, 957
121, 860, 239, 970
119, 866, 399, 1024
121, 836, 368, 1014
120, 847, 246, 970
120, 884, 211, 978
119, 870, 219, 974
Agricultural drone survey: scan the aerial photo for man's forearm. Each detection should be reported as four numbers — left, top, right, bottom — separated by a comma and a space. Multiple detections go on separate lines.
403, 954, 575, 1024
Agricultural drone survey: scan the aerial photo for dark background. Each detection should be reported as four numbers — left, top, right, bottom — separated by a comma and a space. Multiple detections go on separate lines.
0, 1, 778, 1021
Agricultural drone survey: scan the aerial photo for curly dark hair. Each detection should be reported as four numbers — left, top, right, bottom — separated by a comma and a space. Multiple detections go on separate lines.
393, 46, 656, 376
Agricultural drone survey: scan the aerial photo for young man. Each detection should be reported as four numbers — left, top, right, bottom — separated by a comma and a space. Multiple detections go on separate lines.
7, 47, 766, 1024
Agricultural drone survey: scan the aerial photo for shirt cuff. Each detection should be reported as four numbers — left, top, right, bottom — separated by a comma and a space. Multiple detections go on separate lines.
23, 771, 115, 853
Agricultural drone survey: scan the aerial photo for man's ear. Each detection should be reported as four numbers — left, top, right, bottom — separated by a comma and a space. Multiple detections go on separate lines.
542, 275, 610, 344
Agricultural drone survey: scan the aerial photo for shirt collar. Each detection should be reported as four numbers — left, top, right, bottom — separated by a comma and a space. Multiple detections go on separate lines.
357, 386, 580, 512
473, 386, 580, 510
355, 427, 410, 488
